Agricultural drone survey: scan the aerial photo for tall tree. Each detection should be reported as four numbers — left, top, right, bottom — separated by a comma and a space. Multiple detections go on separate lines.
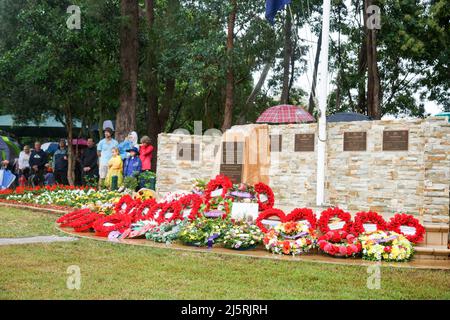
221, 0, 237, 131
116, 0, 139, 139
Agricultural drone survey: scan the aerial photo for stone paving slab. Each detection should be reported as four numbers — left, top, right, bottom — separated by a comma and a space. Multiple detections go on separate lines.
0, 235, 78, 246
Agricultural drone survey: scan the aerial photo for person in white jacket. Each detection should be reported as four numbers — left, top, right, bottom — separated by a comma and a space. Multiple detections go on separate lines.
18, 145, 31, 176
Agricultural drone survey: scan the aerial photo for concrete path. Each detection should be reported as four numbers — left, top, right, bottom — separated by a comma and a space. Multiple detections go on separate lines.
0, 235, 78, 246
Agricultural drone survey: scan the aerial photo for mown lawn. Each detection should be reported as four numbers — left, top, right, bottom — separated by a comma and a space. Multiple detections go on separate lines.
0, 207, 449, 300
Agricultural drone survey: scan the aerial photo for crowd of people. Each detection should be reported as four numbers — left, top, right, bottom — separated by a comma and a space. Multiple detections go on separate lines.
1, 126, 154, 190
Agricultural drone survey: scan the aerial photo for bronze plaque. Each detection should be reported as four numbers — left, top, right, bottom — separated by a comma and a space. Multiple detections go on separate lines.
344, 132, 367, 151
220, 141, 243, 183
383, 130, 409, 151
295, 134, 315, 152
270, 135, 282, 152
177, 143, 200, 161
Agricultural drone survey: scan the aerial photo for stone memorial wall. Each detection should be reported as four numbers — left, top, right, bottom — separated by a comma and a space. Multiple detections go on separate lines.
156, 117, 450, 220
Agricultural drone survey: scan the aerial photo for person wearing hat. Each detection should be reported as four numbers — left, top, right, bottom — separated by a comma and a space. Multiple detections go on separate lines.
123, 147, 142, 178
97, 127, 118, 188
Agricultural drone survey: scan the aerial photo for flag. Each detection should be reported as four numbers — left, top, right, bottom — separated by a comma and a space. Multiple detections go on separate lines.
265, 0, 292, 25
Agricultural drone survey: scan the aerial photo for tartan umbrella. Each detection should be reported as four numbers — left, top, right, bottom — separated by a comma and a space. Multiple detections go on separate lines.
256, 104, 315, 124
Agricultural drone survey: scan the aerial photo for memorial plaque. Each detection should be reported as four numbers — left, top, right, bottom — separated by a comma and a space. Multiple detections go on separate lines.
343, 132, 367, 151
295, 134, 315, 152
270, 134, 282, 152
177, 143, 200, 161
383, 130, 409, 151
220, 141, 244, 183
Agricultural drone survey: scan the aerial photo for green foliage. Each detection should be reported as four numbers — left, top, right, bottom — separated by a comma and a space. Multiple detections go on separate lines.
123, 175, 139, 191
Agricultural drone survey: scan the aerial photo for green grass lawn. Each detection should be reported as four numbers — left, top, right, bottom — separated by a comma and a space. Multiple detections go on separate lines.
0, 207, 449, 300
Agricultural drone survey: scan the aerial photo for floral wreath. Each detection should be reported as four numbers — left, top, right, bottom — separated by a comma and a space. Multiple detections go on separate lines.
223, 222, 264, 250
255, 208, 286, 233
145, 220, 187, 243
263, 221, 316, 256
156, 201, 183, 224
351, 211, 387, 236
57, 208, 92, 227
286, 208, 317, 230
92, 213, 132, 237
204, 174, 233, 201
67, 213, 101, 232
318, 207, 352, 234
132, 199, 157, 222
387, 213, 425, 244
254, 182, 275, 211
178, 194, 203, 220
359, 230, 414, 262
145, 202, 167, 222
204, 198, 231, 219
317, 230, 361, 258
114, 194, 136, 214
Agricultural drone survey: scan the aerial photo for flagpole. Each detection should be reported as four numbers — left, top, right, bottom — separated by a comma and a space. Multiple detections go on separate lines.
316, 0, 330, 206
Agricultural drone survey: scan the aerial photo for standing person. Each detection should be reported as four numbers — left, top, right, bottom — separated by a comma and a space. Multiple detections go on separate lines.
123, 147, 141, 178
139, 136, 154, 172
52, 139, 68, 185
97, 127, 118, 188
18, 145, 31, 179
29, 141, 48, 186
80, 138, 99, 186
105, 147, 123, 189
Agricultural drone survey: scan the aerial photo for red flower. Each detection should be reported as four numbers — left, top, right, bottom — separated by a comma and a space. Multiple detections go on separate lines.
255, 208, 286, 233
204, 175, 233, 201
384, 246, 392, 253
282, 240, 291, 254
317, 207, 352, 234
254, 182, 275, 211
285, 208, 317, 230
387, 213, 425, 244
351, 211, 387, 236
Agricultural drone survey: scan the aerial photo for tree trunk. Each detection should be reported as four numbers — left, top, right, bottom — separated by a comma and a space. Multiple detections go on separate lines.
364, 0, 381, 119
308, 29, 322, 114
357, 37, 367, 114
116, 0, 139, 140
280, 9, 292, 104
221, 0, 237, 132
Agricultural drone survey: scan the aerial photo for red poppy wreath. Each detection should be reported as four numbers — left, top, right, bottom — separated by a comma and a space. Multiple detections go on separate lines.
286, 208, 317, 230
254, 182, 275, 211
255, 208, 286, 233
318, 207, 352, 234
66, 212, 100, 232
351, 211, 387, 236
114, 194, 136, 214
178, 194, 203, 220
204, 174, 233, 201
318, 230, 362, 258
156, 200, 183, 224
132, 199, 157, 222
57, 208, 92, 227
93, 213, 132, 237
388, 213, 425, 244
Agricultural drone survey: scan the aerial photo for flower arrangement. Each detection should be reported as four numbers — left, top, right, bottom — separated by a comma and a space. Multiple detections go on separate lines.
121, 220, 156, 239
286, 208, 317, 230
263, 221, 316, 256
351, 211, 387, 236
204, 174, 233, 201
132, 199, 157, 222
359, 230, 414, 262
92, 213, 132, 237
223, 221, 263, 250
203, 196, 232, 219
178, 194, 203, 220
255, 208, 286, 233
145, 220, 188, 244
254, 182, 275, 211
114, 194, 136, 214
57, 208, 99, 232
178, 216, 230, 247
157, 200, 182, 224
134, 188, 156, 201
191, 178, 207, 195
387, 213, 425, 244
228, 183, 257, 203
318, 207, 352, 234
317, 230, 361, 258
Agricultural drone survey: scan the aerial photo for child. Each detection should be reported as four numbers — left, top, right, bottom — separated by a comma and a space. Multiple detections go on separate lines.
105, 147, 123, 189
123, 147, 142, 178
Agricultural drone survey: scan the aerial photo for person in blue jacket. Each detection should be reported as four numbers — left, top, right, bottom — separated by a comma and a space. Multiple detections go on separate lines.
123, 147, 142, 178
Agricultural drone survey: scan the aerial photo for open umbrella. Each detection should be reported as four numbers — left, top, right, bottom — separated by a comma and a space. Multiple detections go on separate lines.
72, 138, 88, 146
42, 142, 59, 154
256, 104, 315, 124
327, 112, 371, 122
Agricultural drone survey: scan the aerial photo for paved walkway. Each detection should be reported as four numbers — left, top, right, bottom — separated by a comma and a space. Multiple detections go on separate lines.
0, 235, 78, 246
